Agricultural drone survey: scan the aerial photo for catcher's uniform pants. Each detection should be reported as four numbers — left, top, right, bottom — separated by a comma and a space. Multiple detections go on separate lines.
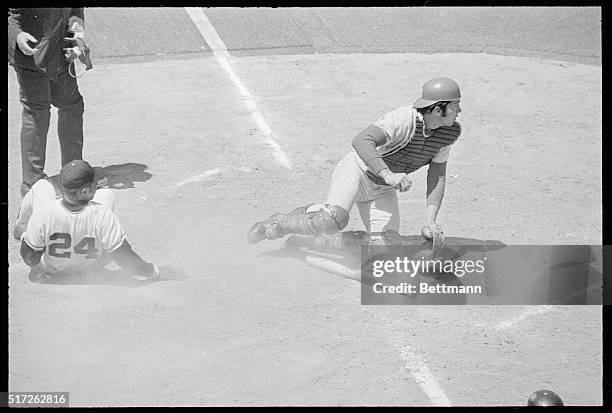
14, 66, 84, 197
325, 150, 400, 240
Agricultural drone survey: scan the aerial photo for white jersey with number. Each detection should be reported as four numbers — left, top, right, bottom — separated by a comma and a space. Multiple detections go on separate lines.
23, 199, 126, 275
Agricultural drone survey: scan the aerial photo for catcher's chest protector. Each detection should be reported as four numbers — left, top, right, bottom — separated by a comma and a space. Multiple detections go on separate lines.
367, 120, 460, 185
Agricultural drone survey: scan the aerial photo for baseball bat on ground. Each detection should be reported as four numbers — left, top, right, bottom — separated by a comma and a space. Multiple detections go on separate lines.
306, 255, 360, 282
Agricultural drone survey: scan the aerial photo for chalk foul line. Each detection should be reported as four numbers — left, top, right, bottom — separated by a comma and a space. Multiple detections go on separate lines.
184, 7, 292, 169
392, 329, 452, 406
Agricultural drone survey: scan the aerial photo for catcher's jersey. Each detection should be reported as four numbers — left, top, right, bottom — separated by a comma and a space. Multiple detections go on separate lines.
23, 199, 126, 275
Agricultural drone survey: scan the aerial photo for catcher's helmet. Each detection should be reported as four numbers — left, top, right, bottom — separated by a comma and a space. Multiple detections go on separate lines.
527, 389, 564, 406
414, 77, 461, 109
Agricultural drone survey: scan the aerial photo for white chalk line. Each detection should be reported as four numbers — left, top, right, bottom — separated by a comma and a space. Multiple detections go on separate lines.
470, 306, 555, 330
175, 167, 257, 188
493, 305, 554, 330
392, 328, 452, 406
373, 315, 451, 406
384, 305, 552, 405
175, 168, 222, 187
184, 7, 292, 169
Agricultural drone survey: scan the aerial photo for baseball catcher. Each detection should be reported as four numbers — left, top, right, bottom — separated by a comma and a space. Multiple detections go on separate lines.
248, 77, 462, 249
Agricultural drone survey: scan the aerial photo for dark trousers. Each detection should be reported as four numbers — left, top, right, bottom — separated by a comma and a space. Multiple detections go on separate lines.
14, 65, 84, 196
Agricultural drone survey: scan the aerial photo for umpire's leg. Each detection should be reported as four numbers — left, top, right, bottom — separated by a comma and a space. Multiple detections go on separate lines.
15, 67, 52, 197
52, 68, 84, 167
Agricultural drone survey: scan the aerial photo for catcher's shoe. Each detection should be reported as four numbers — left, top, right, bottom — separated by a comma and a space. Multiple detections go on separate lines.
247, 206, 310, 244
247, 212, 286, 244
247, 221, 284, 244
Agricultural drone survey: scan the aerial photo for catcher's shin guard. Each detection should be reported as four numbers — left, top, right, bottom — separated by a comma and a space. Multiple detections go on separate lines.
247, 204, 349, 243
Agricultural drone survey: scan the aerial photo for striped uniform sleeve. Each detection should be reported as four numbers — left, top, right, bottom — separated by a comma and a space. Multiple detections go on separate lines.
98, 208, 127, 252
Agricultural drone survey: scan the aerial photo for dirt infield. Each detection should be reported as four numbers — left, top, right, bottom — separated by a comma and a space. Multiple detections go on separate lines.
7, 9, 602, 407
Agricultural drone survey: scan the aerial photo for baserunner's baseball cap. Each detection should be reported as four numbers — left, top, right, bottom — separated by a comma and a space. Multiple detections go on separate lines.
60, 160, 95, 190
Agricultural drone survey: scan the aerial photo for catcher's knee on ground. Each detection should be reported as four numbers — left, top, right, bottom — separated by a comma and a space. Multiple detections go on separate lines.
247, 204, 349, 243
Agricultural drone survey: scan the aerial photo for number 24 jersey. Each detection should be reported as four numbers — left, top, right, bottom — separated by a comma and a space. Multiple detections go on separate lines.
23, 199, 126, 275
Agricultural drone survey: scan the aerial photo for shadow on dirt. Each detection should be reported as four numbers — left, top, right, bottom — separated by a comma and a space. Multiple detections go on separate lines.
28, 265, 187, 288
259, 233, 600, 305
258, 233, 506, 264
257, 232, 507, 305
48, 162, 153, 192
